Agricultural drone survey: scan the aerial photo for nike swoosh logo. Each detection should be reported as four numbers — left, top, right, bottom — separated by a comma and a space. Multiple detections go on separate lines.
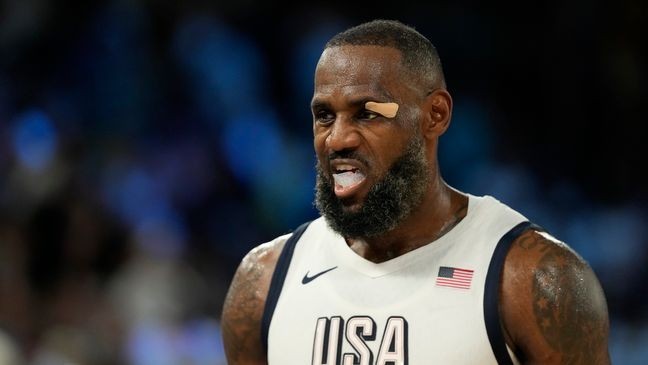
302, 266, 338, 284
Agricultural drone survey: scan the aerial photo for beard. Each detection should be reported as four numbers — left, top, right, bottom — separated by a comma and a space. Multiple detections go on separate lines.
315, 134, 429, 239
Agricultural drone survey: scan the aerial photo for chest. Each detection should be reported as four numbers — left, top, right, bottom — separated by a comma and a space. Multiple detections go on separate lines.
268, 238, 495, 364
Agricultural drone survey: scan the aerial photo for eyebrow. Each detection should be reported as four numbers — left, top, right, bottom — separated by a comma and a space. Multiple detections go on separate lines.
310, 95, 394, 111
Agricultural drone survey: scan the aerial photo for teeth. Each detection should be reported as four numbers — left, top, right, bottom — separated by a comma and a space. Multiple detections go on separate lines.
333, 170, 366, 188
334, 164, 357, 173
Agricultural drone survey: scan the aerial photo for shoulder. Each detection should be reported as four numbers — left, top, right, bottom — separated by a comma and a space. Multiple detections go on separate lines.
230, 232, 292, 299
220, 233, 291, 364
223, 232, 291, 313
239, 233, 291, 282
500, 228, 610, 364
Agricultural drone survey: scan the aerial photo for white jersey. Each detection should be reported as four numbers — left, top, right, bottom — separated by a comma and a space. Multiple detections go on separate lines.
262, 194, 538, 365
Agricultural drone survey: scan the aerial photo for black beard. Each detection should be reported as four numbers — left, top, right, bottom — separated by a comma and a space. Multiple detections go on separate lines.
314, 136, 429, 239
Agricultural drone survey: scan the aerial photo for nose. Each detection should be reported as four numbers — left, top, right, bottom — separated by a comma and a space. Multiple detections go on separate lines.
326, 115, 361, 152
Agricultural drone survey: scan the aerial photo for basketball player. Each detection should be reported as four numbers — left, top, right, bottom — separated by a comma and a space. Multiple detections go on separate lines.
221, 19, 610, 364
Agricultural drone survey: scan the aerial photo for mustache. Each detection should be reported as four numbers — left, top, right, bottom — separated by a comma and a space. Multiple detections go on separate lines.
327, 150, 371, 166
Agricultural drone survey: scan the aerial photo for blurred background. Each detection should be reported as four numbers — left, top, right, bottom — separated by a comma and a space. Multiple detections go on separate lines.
0, 0, 646, 364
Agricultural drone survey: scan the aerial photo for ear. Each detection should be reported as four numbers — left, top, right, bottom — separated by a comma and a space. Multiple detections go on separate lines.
421, 89, 453, 139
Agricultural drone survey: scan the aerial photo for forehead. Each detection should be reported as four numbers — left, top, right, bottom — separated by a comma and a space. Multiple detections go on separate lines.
313, 45, 407, 102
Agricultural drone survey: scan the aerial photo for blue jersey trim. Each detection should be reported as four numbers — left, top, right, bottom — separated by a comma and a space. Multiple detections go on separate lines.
261, 221, 312, 353
484, 221, 543, 364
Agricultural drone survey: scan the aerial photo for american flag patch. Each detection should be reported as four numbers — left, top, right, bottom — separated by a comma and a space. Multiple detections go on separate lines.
435, 266, 474, 289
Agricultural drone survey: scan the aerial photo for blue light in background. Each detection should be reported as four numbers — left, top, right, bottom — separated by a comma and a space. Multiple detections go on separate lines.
11, 108, 58, 172
178, 319, 226, 365
102, 166, 167, 226
80, 1, 155, 135
172, 15, 266, 122
134, 210, 188, 259
126, 320, 226, 365
438, 98, 494, 188
126, 322, 178, 365
564, 205, 646, 288
290, 21, 347, 124
220, 111, 283, 185
220, 111, 318, 229
250, 139, 318, 229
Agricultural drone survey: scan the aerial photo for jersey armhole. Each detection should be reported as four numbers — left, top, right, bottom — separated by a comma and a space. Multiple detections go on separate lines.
260, 221, 312, 353
484, 221, 544, 364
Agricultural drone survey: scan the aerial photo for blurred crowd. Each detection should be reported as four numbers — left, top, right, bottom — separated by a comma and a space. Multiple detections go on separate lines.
0, 0, 646, 364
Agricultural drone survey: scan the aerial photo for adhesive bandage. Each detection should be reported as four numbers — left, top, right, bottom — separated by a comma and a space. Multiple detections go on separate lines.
365, 101, 399, 118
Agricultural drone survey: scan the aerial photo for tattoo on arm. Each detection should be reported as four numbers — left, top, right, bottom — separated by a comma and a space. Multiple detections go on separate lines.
221, 249, 269, 364
516, 233, 610, 364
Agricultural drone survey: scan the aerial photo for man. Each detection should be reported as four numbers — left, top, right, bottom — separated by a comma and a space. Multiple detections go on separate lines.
221, 19, 610, 364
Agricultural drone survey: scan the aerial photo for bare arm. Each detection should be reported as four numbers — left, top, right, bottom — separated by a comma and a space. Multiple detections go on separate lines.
501, 229, 610, 364
221, 238, 286, 365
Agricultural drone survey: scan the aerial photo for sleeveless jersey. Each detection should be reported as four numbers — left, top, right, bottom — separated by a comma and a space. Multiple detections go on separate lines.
262, 194, 540, 365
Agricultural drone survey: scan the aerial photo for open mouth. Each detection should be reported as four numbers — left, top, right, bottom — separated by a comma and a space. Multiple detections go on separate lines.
332, 164, 367, 198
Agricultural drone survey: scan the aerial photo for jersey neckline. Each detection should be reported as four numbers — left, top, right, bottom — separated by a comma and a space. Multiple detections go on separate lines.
325, 194, 486, 278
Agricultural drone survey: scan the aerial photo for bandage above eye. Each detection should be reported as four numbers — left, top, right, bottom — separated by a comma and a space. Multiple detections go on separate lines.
365, 101, 399, 118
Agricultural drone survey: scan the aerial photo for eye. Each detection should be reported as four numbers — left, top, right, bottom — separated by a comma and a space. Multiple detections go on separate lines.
358, 109, 379, 120
314, 109, 335, 125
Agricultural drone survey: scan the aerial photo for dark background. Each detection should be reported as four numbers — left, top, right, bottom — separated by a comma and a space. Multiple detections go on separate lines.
0, 0, 646, 363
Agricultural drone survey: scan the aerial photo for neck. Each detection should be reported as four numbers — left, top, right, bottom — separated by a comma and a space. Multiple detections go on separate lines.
346, 176, 468, 263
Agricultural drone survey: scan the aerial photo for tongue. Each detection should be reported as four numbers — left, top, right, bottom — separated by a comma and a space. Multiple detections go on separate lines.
333, 171, 366, 188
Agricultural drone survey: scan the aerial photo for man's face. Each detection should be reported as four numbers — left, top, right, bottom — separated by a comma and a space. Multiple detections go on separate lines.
312, 45, 429, 238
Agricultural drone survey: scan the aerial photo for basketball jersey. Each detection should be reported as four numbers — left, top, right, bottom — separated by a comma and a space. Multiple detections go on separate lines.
262, 194, 540, 365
